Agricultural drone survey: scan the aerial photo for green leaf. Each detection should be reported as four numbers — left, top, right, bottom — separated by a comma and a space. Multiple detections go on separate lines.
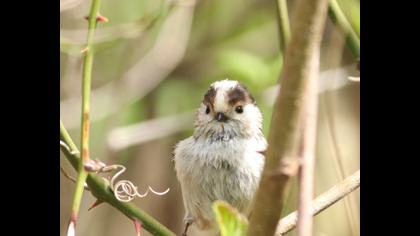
212, 200, 248, 236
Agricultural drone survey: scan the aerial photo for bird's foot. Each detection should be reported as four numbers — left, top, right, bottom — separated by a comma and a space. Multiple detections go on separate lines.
182, 216, 194, 236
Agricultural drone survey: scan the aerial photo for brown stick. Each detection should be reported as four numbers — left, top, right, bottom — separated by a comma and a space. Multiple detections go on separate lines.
276, 170, 360, 235
296, 54, 319, 236
245, 0, 328, 235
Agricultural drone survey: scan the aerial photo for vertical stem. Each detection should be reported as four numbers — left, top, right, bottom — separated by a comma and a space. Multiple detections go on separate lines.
321, 29, 359, 236
81, 0, 102, 165
246, 0, 328, 235
70, 170, 89, 223
296, 70, 319, 236
275, 0, 291, 53
324, 91, 359, 236
67, 0, 103, 235
328, 0, 360, 58
61, 122, 177, 236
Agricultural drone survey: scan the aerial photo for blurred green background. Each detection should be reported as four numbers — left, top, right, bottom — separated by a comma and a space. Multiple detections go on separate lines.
60, 0, 359, 235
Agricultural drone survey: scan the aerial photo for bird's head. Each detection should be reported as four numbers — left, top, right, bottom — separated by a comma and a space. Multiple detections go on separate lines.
193, 80, 263, 141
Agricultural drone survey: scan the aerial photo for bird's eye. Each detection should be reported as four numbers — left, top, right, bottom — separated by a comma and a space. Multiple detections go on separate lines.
205, 106, 210, 114
235, 106, 243, 113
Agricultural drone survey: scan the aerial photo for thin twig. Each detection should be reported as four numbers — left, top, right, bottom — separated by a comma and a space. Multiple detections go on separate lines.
275, 0, 291, 53
61, 166, 78, 183
276, 170, 360, 235
328, 0, 360, 58
296, 54, 319, 235
60, 166, 90, 191
67, 1, 103, 236
60, 121, 177, 236
324, 92, 359, 235
322, 27, 359, 236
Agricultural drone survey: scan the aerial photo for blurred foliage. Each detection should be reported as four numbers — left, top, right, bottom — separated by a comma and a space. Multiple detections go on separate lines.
216, 49, 281, 91
156, 79, 203, 116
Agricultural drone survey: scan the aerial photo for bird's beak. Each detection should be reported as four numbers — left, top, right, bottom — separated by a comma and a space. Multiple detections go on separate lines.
215, 112, 228, 122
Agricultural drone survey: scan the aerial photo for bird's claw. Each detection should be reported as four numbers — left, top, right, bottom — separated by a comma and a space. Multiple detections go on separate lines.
182, 222, 191, 236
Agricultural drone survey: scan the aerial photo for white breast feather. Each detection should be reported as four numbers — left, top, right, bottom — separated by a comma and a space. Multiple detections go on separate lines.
174, 135, 266, 230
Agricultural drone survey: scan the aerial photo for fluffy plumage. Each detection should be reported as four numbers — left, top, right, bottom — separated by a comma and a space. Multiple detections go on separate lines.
174, 79, 267, 234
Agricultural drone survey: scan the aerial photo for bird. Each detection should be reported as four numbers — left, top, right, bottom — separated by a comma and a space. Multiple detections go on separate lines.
174, 79, 267, 235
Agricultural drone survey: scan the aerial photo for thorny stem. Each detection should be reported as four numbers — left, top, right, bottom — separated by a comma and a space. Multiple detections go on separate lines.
68, 0, 103, 235
81, 0, 102, 166
60, 121, 177, 236
276, 170, 360, 235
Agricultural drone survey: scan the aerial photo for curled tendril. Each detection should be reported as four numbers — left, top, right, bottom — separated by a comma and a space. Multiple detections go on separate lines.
60, 140, 169, 202
107, 165, 170, 202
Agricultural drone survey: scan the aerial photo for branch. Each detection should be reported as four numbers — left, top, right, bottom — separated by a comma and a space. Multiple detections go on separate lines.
328, 0, 360, 58
276, 170, 360, 235
321, 33, 359, 234
296, 48, 319, 236
246, 0, 328, 235
80, 0, 101, 166
60, 121, 177, 236
274, 0, 291, 53
67, 1, 103, 235
275, 0, 361, 60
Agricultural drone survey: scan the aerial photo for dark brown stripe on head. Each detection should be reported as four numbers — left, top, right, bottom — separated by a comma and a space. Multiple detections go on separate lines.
227, 84, 255, 105
203, 85, 216, 107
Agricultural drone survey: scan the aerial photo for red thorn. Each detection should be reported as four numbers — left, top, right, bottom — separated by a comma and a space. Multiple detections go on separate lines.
84, 14, 109, 23
88, 199, 104, 211
97, 15, 109, 23
80, 47, 89, 53
133, 219, 142, 236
